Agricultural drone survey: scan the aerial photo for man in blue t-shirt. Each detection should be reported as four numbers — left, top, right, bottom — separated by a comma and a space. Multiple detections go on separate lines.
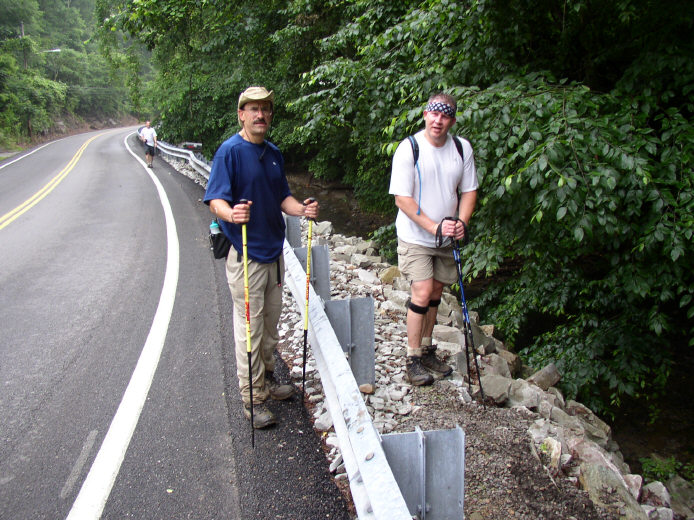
204, 86, 319, 428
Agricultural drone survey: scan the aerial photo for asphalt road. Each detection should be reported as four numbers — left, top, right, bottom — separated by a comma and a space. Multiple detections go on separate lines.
0, 128, 350, 520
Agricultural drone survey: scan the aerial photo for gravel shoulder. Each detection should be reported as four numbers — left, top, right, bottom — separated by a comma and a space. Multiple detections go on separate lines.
395, 382, 615, 519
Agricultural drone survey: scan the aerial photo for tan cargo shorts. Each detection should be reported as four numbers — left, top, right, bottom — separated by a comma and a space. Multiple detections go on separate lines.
397, 239, 458, 285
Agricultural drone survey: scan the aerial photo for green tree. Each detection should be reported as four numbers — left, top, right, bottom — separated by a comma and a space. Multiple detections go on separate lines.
9, 69, 67, 137
0, 0, 40, 41
0, 0, 135, 146
0, 53, 21, 146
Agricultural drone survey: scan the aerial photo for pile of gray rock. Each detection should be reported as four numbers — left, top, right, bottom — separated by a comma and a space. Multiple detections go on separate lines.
277, 222, 694, 520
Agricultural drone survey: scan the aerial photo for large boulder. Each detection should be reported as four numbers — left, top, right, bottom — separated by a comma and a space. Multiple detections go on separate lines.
478, 374, 511, 405
507, 378, 546, 410
527, 362, 561, 390
378, 265, 401, 285
666, 475, 694, 520
495, 348, 522, 377
313, 221, 334, 235
579, 462, 648, 520
479, 353, 512, 379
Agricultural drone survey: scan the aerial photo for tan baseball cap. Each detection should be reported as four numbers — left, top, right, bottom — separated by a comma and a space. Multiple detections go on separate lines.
237, 86, 274, 111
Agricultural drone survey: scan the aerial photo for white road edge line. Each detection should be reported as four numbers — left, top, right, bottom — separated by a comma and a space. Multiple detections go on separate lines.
65, 133, 180, 519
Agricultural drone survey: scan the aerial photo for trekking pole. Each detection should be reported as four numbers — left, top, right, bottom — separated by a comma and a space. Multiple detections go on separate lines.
302, 198, 316, 395
448, 218, 486, 408
239, 198, 255, 446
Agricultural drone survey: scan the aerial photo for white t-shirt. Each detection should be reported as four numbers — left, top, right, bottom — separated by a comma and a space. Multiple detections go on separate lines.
139, 126, 157, 146
389, 130, 478, 247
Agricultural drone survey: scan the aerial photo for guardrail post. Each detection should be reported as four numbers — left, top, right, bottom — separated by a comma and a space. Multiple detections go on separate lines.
284, 215, 302, 248
293, 244, 331, 301
324, 297, 375, 387
381, 426, 465, 519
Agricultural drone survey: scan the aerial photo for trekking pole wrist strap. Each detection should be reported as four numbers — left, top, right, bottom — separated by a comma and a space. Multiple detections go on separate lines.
461, 220, 470, 246
436, 216, 462, 248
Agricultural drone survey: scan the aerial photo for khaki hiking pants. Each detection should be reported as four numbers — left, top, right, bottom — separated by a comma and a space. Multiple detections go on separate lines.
226, 251, 284, 406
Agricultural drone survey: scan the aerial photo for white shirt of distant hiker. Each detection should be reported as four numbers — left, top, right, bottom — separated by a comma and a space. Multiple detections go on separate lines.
140, 125, 157, 146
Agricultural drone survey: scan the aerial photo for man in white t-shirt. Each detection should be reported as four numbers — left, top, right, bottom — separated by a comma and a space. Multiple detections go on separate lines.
138, 120, 157, 168
389, 92, 478, 386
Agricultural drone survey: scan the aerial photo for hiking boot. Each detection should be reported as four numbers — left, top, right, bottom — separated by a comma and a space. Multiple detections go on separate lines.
243, 403, 276, 429
266, 371, 295, 400
406, 356, 434, 386
421, 347, 453, 376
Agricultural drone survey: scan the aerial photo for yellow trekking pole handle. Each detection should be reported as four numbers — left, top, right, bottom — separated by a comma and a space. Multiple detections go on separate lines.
303, 219, 313, 331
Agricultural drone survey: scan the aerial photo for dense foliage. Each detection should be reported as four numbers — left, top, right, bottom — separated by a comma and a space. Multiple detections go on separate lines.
0, 0, 137, 148
95, 0, 694, 413
640, 455, 694, 484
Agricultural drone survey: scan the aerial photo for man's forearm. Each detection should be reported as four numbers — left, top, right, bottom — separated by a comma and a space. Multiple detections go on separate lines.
281, 196, 305, 217
210, 199, 234, 223
394, 195, 439, 235
458, 191, 477, 224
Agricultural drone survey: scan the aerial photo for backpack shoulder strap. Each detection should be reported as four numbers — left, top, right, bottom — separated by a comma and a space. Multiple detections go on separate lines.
452, 136, 464, 162
409, 134, 463, 163
407, 135, 419, 165
407, 135, 423, 215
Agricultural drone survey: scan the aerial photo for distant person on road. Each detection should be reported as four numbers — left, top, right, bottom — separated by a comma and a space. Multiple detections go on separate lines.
138, 120, 157, 168
204, 86, 320, 429
389, 92, 478, 386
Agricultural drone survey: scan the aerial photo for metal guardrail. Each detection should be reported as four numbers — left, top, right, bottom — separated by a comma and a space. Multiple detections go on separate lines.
157, 139, 413, 519
283, 241, 412, 519
157, 140, 211, 181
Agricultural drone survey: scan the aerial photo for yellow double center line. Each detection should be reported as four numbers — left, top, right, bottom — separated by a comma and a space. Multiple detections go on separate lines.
0, 133, 103, 231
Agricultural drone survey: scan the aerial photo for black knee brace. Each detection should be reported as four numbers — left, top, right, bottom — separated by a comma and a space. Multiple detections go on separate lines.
428, 298, 441, 308
407, 300, 429, 315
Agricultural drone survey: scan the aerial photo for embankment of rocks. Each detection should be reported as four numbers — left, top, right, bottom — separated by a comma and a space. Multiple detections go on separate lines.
284, 222, 694, 520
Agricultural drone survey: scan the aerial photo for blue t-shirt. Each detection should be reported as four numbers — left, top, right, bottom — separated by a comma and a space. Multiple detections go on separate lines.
204, 134, 291, 263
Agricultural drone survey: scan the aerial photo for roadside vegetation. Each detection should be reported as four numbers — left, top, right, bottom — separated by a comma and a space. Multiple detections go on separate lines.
0, 0, 148, 149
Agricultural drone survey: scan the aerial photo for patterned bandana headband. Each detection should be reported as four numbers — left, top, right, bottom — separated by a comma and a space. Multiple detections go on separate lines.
425, 101, 456, 118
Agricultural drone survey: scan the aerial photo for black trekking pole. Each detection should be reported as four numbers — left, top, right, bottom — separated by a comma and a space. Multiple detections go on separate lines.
239, 199, 255, 447
302, 198, 316, 395
449, 219, 486, 408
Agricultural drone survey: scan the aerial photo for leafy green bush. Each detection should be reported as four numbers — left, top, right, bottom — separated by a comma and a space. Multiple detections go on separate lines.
370, 223, 397, 265
640, 456, 694, 484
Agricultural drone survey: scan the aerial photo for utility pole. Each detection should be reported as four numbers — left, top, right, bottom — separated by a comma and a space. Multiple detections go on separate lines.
20, 21, 27, 69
